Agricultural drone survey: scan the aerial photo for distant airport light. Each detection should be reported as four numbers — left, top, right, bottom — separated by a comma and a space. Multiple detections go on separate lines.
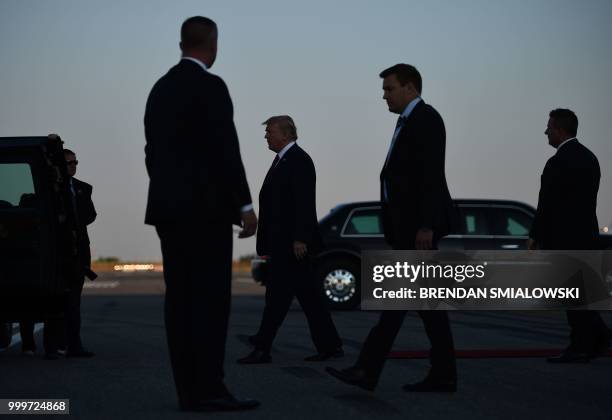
113, 264, 157, 272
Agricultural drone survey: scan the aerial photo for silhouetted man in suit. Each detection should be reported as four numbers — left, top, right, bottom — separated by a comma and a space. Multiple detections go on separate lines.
237, 116, 342, 364
20, 148, 97, 359
63, 148, 97, 358
144, 16, 259, 412
529, 108, 611, 363
327, 64, 457, 392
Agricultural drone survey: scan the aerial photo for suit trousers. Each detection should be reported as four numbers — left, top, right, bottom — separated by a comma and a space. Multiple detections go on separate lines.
66, 277, 85, 351
19, 321, 60, 353
356, 310, 456, 381
255, 255, 341, 354
156, 221, 232, 404
567, 310, 611, 352
20, 273, 84, 354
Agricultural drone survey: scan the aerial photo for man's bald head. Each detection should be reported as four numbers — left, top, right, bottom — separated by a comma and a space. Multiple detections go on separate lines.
181, 16, 217, 49
180, 16, 218, 67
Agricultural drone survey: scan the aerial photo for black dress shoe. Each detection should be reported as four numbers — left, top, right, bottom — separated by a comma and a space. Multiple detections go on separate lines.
182, 395, 260, 412
237, 350, 271, 364
325, 366, 377, 391
66, 349, 95, 358
304, 348, 344, 361
402, 376, 457, 392
547, 350, 590, 363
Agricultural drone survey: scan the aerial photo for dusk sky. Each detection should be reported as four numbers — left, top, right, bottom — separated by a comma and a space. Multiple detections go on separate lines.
1, 0, 611, 260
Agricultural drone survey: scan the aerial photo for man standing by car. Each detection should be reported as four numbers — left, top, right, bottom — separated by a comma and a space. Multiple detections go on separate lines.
529, 108, 611, 363
144, 17, 259, 412
237, 116, 342, 364
62, 148, 97, 358
327, 64, 457, 392
19, 147, 96, 359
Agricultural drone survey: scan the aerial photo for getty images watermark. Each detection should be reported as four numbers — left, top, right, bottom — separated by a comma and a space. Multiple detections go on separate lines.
361, 250, 612, 310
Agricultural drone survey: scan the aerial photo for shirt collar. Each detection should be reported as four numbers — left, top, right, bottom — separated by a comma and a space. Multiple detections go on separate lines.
400, 96, 422, 120
182, 56, 208, 72
556, 137, 577, 152
277, 141, 296, 160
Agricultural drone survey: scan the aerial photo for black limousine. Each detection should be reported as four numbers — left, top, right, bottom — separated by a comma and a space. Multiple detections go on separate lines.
252, 200, 612, 310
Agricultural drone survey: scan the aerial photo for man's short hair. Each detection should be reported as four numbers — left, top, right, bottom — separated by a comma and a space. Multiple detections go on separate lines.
262, 115, 298, 141
549, 108, 578, 137
379, 64, 422, 94
63, 148, 75, 156
181, 16, 217, 50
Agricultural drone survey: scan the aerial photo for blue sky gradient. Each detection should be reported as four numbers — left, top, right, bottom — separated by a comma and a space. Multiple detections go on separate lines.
1, 0, 611, 259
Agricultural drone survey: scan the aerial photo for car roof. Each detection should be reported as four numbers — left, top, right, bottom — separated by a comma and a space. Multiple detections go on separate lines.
0, 137, 52, 148
332, 199, 536, 212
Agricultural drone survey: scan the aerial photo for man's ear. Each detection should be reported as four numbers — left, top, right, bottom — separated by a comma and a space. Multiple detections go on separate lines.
406, 82, 418, 95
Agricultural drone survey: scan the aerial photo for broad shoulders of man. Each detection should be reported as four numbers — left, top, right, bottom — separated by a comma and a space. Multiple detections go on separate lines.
541, 139, 600, 185
162, 59, 229, 94
72, 177, 93, 196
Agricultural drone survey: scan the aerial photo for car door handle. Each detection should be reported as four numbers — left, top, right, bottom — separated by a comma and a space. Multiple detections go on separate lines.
501, 244, 519, 249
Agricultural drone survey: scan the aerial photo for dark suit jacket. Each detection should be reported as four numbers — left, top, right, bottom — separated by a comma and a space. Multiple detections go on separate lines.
256, 144, 323, 257
530, 139, 600, 250
380, 100, 453, 249
144, 59, 252, 225
71, 177, 96, 266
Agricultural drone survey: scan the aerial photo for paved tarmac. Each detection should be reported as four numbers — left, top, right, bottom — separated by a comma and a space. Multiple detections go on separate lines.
0, 273, 610, 419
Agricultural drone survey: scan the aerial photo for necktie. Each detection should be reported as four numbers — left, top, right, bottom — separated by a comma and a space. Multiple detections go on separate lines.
395, 116, 407, 130
383, 116, 408, 201
263, 155, 280, 185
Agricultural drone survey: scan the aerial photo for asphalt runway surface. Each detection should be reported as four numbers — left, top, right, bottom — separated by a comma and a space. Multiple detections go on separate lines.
1, 272, 610, 419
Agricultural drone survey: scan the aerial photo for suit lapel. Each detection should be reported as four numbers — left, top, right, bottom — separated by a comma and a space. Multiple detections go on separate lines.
383, 100, 425, 171
263, 144, 298, 186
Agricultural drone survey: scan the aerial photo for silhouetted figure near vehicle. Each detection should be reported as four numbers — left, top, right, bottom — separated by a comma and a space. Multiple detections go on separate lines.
529, 108, 611, 363
20, 148, 96, 360
237, 116, 342, 365
327, 64, 457, 392
144, 16, 259, 412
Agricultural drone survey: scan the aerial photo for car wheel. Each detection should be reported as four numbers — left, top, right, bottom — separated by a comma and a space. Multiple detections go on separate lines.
317, 257, 360, 310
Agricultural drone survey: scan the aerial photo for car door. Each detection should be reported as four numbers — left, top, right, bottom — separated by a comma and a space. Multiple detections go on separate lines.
487, 204, 534, 250
449, 204, 498, 250
0, 139, 69, 322
339, 206, 389, 251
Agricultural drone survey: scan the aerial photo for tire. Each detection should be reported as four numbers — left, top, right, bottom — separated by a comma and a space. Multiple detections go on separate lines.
0, 323, 13, 349
316, 257, 360, 310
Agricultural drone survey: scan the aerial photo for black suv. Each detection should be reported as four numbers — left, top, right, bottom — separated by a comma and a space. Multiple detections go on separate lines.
252, 199, 612, 310
0, 136, 81, 347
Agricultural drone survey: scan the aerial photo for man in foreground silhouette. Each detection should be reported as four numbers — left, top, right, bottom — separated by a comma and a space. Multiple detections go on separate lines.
144, 16, 259, 412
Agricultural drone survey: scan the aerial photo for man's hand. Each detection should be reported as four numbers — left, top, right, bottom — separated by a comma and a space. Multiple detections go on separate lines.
415, 228, 434, 250
527, 238, 539, 250
293, 241, 308, 260
239, 210, 257, 238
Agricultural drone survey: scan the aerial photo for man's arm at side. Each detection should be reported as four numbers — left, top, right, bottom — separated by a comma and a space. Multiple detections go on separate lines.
210, 77, 253, 215
292, 154, 317, 256
417, 109, 446, 228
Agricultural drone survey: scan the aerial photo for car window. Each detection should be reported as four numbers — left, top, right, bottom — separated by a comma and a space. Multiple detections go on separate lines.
458, 207, 491, 235
343, 208, 383, 235
489, 206, 532, 236
0, 163, 35, 208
